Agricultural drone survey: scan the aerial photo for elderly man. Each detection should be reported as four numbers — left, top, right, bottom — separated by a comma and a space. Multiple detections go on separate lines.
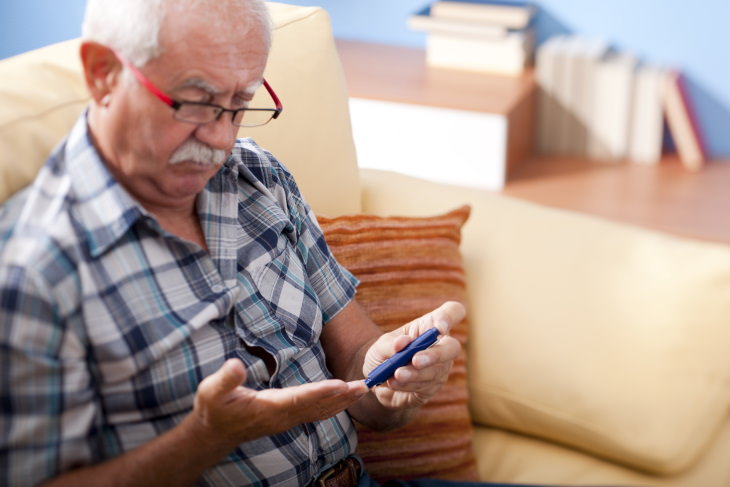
0, 0, 464, 486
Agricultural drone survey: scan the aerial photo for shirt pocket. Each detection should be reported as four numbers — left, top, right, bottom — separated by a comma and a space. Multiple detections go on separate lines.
236, 200, 323, 350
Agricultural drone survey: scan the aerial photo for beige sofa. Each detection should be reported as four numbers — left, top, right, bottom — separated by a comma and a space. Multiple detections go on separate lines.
2, 3, 730, 486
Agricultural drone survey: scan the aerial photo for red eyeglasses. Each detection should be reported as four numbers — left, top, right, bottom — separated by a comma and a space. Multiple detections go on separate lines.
115, 51, 283, 128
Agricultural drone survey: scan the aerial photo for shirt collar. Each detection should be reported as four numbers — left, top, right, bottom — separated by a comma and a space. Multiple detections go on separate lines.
65, 114, 154, 257
64, 115, 267, 260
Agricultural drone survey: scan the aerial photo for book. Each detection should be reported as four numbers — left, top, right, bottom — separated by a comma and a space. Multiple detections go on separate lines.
561, 36, 610, 156
535, 35, 567, 155
628, 64, 668, 165
430, 0, 536, 30
552, 36, 584, 155
588, 51, 637, 161
663, 70, 708, 172
408, 5, 509, 39
425, 29, 532, 75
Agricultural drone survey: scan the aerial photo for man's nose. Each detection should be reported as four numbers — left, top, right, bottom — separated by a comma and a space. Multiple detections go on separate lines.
193, 112, 237, 151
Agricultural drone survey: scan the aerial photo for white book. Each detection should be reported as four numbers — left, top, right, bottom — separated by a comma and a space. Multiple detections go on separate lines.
563, 36, 610, 156
408, 10, 509, 39
430, 1, 536, 30
552, 36, 582, 155
425, 30, 531, 75
589, 52, 637, 161
628, 64, 668, 165
535, 35, 567, 155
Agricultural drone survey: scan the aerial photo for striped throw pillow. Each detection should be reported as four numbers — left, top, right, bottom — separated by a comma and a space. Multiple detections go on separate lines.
318, 205, 478, 483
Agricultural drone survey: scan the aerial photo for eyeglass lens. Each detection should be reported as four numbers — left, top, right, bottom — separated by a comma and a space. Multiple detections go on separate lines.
173, 104, 276, 128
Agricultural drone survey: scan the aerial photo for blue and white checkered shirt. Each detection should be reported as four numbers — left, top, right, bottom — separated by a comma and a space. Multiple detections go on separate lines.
0, 114, 360, 486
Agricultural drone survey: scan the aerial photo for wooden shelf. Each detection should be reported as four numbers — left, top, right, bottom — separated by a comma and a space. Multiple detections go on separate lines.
336, 39, 535, 116
505, 155, 730, 245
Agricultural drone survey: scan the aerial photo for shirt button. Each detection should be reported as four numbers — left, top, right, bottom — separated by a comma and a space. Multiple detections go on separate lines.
211, 284, 225, 293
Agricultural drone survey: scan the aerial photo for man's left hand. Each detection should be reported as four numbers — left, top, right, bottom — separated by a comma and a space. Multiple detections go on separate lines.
362, 301, 465, 410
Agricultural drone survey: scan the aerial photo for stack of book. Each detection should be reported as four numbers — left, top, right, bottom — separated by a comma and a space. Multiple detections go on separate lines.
408, 0, 536, 76
535, 34, 708, 171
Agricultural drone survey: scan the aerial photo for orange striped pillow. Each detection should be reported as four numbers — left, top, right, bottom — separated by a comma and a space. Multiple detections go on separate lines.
318, 206, 478, 483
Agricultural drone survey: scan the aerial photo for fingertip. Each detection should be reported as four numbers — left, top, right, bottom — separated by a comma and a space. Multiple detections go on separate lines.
412, 353, 432, 369
435, 301, 466, 334
347, 380, 369, 396
224, 357, 244, 371
395, 368, 413, 381
316, 379, 349, 396
222, 358, 247, 385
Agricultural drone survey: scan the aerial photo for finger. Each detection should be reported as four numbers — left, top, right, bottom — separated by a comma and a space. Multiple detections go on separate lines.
431, 301, 466, 335
201, 358, 247, 400
259, 379, 366, 426
259, 379, 358, 407
412, 335, 461, 369
364, 333, 412, 376
388, 378, 445, 395
312, 382, 369, 418
345, 379, 370, 395
393, 358, 452, 383
400, 301, 466, 338
392, 333, 414, 353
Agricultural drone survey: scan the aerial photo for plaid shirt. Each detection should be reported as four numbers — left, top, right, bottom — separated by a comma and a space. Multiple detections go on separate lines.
0, 114, 360, 486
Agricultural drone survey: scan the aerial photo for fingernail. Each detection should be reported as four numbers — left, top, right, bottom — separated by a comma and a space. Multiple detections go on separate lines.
414, 355, 432, 368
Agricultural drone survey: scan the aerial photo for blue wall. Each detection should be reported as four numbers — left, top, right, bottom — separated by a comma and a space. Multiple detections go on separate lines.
281, 0, 730, 159
2, 0, 728, 158
0, 0, 87, 56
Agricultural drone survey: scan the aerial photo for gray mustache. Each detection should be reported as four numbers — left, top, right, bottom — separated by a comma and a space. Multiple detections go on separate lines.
169, 140, 226, 166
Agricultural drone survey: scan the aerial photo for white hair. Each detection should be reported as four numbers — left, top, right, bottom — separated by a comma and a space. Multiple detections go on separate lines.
82, 0, 272, 66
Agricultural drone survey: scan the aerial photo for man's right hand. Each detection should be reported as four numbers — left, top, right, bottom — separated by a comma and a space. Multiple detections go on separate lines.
191, 358, 369, 452
40, 358, 366, 487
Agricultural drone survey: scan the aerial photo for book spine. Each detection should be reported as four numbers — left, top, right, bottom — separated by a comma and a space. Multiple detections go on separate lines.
534, 36, 565, 155
407, 14, 510, 39
425, 33, 528, 75
431, 0, 534, 29
663, 70, 708, 171
587, 52, 637, 161
628, 65, 666, 165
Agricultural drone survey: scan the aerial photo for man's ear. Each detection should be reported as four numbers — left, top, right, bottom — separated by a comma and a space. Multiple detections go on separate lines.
80, 41, 124, 106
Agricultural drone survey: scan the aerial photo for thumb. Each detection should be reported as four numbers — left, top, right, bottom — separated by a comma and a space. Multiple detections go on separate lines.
205, 358, 247, 398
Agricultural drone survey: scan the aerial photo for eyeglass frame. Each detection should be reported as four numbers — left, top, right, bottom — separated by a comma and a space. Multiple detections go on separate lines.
113, 50, 283, 128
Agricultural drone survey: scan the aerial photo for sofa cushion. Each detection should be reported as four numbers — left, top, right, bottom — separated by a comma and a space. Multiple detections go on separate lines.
466, 196, 730, 474
0, 3, 361, 214
0, 39, 88, 203
472, 420, 730, 487
318, 206, 479, 483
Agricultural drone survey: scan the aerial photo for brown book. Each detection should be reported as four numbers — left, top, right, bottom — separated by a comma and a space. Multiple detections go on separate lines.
664, 70, 708, 172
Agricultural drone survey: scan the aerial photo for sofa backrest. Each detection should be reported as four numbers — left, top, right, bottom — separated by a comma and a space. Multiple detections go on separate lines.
0, 2, 361, 216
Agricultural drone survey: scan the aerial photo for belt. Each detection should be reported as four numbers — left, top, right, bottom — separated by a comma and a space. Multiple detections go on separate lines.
313, 456, 362, 487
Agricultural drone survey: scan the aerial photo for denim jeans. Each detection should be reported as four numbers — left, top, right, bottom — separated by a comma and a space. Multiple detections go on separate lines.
358, 472, 622, 487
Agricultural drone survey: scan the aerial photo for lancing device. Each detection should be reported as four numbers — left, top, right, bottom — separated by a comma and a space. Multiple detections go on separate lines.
364, 327, 441, 388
